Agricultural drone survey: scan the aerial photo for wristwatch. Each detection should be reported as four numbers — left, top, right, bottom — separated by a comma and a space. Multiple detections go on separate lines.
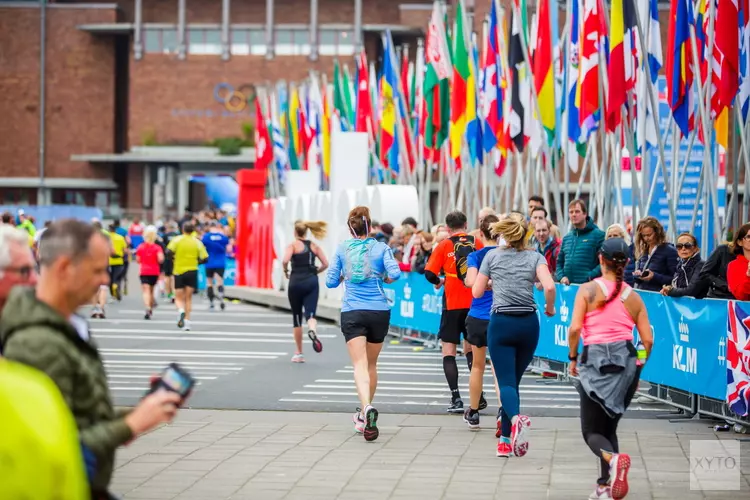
568, 353, 578, 361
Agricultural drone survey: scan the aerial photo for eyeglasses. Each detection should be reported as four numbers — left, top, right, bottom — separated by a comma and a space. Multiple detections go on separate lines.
676, 243, 695, 250
2, 265, 35, 280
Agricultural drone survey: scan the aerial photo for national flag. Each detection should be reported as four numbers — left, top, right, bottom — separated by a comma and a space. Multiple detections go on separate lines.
379, 33, 400, 173
665, 0, 694, 138
606, 0, 637, 132
635, 0, 662, 153
254, 98, 273, 170
269, 90, 288, 181
424, 0, 452, 161
726, 301, 750, 417
449, 0, 476, 168
355, 50, 375, 137
306, 75, 324, 172
481, 0, 502, 155
333, 60, 352, 130
714, 0, 740, 116
740, 0, 750, 121
321, 90, 332, 177
578, 0, 602, 139
400, 45, 412, 118
533, 0, 556, 142
508, 6, 527, 152
343, 64, 356, 128
566, 0, 583, 172
288, 87, 302, 170
466, 35, 483, 166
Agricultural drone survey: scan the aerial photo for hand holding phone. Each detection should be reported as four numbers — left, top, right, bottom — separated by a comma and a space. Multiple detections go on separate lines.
147, 363, 196, 404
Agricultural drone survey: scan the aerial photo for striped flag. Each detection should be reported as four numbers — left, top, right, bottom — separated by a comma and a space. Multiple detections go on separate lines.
578, 0, 602, 139
508, 6, 527, 152
269, 90, 288, 181
635, 0, 662, 152
533, 0, 556, 142
715, 0, 740, 116
606, 0, 637, 132
665, 0, 694, 138
740, 0, 750, 121
481, 0, 502, 155
379, 33, 400, 174
449, 0, 476, 168
566, 0, 583, 172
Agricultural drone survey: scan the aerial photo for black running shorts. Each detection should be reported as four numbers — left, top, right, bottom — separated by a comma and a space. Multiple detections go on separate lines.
174, 270, 198, 290
162, 259, 173, 277
140, 275, 158, 287
109, 265, 125, 285
340, 310, 391, 344
205, 267, 225, 279
438, 308, 469, 345
465, 315, 490, 348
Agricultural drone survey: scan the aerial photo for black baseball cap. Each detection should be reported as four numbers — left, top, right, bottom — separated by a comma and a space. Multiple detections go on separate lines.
600, 238, 630, 264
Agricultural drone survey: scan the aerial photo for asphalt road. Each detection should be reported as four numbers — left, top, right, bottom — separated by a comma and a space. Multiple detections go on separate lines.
90, 274, 670, 419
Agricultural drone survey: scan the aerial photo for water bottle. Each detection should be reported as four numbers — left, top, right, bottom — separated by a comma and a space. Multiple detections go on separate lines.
636, 342, 647, 366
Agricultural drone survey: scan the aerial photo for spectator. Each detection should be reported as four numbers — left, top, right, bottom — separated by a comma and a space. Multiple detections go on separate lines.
661, 233, 705, 298
528, 206, 548, 245
16, 210, 36, 238
1, 212, 13, 225
526, 195, 545, 242
534, 219, 561, 276
432, 224, 450, 244
0, 226, 38, 316
556, 200, 606, 285
693, 242, 738, 299
412, 231, 435, 274
527, 195, 544, 217
632, 217, 677, 292
389, 225, 405, 261
469, 207, 496, 239
606, 224, 635, 286
0, 219, 182, 497
727, 223, 750, 300
400, 218, 420, 271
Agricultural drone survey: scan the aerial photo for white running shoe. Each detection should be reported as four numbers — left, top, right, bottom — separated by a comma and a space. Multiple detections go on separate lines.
291, 353, 305, 363
589, 485, 613, 499
511, 414, 532, 457
182, 320, 191, 331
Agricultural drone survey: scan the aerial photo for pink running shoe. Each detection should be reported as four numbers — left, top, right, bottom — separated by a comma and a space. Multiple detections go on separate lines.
353, 409, 364, 434
511, 415, 532, 457
496, 439, 512, 458
609, 453, 631, 499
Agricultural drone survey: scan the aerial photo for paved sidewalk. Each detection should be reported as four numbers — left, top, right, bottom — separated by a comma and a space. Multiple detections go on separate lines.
112, 410, 750, 500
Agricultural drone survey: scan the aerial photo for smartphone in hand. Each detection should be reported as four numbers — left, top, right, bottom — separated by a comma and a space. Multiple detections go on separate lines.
147, 363, 196, 404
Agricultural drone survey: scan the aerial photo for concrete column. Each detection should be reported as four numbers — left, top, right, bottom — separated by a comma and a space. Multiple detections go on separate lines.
134, 0, 143, 60
177, 0, 187, 60
309, 0, 318, 60
353, 0, 362, 53
221, 0, 230, 60
178, 171, 190, 213
266, 0, 274, 59
142, 165, 152, 207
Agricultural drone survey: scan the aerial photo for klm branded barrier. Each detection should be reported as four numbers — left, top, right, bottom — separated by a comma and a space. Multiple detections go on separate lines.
196, 258, 237, 290
385, 274, 728, 402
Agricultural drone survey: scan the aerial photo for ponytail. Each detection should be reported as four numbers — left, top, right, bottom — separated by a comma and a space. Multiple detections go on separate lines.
294, 220, 328, 240
600, 258, 626, 307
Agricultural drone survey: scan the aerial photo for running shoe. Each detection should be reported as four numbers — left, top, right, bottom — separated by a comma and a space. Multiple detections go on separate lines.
363, 405, 379, 442
291, 353, 305, 363
220, 300, 226, 311
308, 329, 323, 353
510, 415, 532, 458
353, 408, 365, 434
609, 453, 631, 499
177, 311, 186, 329
209, 303, 215, 310
478, 392, 488, 411
496, 438, 512, 458
495, 410, 503, 439
463, 409, 480, 430
183, 320, 191, 331
589, 485, 614, 499
447, 399, 464, 414
144, 309, 152, 320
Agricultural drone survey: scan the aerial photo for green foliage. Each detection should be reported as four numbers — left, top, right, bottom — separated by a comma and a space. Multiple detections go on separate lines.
141, 128, 158, 146
212, 137, 251, 156
241, 122, 255, 146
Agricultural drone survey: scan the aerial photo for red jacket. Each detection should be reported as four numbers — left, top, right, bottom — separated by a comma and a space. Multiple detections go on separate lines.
727, 254, 750, 301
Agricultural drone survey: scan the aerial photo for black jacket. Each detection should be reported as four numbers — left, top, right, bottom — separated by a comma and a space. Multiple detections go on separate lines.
668, 245, 736, 299
413, 249, 431, 274
634, 243, 678, 292
667, 254, 705, 298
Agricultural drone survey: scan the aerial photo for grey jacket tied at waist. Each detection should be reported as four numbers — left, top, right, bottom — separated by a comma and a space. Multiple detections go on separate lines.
574, 341, 637, 418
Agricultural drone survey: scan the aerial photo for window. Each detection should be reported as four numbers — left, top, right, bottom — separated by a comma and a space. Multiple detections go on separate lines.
337, 30, 355, 56
142, 28, 178, 54
318, 29, 337, 56
231, 28, 267, 56
188, 28, 222, 55
318, 29, 354, 56
275, 29, 310, 56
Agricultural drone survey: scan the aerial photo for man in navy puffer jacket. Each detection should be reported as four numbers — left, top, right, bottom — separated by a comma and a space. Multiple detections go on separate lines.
555, 200, 605, 285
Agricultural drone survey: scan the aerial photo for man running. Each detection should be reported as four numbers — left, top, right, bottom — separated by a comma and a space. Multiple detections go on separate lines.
160, 222, 180, 302
424, 211, 482, 413
107, 223, 129, 302
167, 222, 208, 331
201, 221, 231, 310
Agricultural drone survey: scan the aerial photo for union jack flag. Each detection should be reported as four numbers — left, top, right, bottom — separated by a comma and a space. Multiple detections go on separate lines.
727, 301, 750, 417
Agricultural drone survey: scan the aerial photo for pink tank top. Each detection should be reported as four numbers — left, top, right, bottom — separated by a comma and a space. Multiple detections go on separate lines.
582, 278, 635, 346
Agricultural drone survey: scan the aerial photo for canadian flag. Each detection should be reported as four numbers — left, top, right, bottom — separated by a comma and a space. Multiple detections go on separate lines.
254, 98, 273, 170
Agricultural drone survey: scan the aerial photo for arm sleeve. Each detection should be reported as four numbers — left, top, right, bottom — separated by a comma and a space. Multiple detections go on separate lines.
699, 247, 723, 280
3, 330, 133, 458
650, 246, 678, 287
467, 252, 479, 270
668, 275, 710, 298
325, 247, 343, 288
424, 241, 446, 277
727, 262, 750, 301
382, 245, 402, 281
424, 270, 441, 285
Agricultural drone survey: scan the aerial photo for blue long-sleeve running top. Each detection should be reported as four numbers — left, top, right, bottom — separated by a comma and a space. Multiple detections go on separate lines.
326, 238, 401, 312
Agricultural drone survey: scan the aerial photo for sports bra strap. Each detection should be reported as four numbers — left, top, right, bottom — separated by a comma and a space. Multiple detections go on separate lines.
620, 286, 632, 302
594, 278, 608, 296
593, 278, 632, 302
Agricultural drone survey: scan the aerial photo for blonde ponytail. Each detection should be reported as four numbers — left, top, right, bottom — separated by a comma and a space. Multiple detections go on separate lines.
490, 214, 527, 250
295, 220, 327, 239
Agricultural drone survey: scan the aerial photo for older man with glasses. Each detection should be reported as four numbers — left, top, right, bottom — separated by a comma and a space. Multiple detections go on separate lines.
0, 226, 38, 314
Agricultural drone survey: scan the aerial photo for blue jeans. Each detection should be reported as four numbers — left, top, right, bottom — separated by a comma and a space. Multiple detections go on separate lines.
487, 311, 540, 438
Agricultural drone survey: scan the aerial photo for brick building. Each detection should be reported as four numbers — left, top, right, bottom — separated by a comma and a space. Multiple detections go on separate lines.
0, 0, 692, 219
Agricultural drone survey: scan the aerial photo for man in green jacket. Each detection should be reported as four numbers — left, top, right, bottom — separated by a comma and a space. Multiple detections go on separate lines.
0, 219, 182, 498
556, 199, 606, 285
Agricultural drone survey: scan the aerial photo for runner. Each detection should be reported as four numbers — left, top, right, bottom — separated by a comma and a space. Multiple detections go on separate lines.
201, 221, 231, 311
567, 238, 653, 499
424, 211, 482, 413
167, 222, 208, 331
90, 219, 109, 319
462, 214, 501, 431
161, 222, 180, 302
325, 206, 400, 442
135, 226, 164, 319
107, 223, 129, 302
471, 214, 556, 458
282, 220, 329, 363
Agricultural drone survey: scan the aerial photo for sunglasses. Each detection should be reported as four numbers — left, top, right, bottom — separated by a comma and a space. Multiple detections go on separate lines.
676, 243, 695, 250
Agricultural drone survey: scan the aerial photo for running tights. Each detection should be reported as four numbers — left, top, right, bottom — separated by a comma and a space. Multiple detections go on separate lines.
466, 351, 474, 372
443, 356, 460, 400
487, 312, 540, 438
579, 367, 641, 485
288, 276, 319, 327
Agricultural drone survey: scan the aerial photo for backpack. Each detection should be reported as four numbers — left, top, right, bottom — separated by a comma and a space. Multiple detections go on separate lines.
449, 234, 476, 282
342, 238, 378, 284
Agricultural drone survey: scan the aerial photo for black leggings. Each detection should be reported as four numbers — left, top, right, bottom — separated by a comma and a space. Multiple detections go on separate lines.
579, 365, 642, 485
288, 275, 319, 327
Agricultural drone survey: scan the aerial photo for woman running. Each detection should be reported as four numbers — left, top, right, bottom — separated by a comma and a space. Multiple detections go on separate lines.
135, 226, 165, 319
326, 206, 401, 442
471, 214, 556, 458
567, 238, 653, 500
282, 220, 329, 363
462, 214, 501, 431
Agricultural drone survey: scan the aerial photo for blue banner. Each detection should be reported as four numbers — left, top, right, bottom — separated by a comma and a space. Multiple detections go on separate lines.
385, 274, 728, 401
197, 258, 236, 290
